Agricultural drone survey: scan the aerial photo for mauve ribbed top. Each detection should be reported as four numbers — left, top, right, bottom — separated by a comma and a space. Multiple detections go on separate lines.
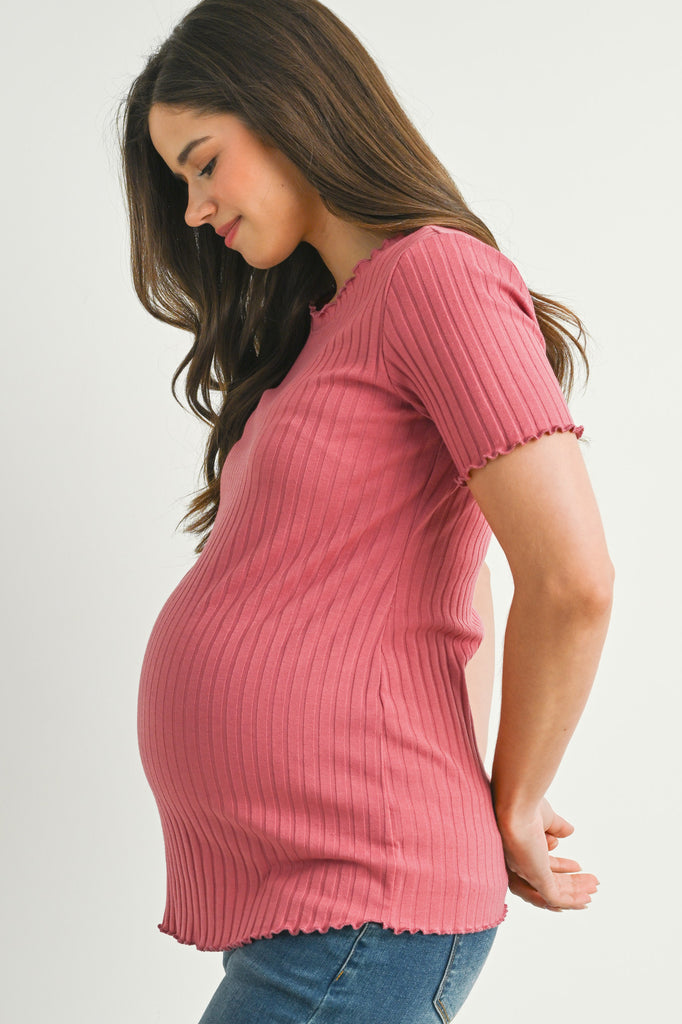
137, 225, 584, 951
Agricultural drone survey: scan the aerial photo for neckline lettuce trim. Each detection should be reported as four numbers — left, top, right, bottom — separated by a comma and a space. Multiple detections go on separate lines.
308, 232, 408, 324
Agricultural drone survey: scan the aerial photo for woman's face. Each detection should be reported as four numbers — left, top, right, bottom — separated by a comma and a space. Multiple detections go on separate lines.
147, 104, 325, 268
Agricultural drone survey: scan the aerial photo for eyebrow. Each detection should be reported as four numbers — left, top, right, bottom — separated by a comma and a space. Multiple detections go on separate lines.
172, 136, 212, 179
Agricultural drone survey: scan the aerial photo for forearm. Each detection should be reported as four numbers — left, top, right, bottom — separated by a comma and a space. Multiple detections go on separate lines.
491, 578, 613, 826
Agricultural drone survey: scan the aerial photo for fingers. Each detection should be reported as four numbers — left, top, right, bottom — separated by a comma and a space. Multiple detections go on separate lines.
545, 813, 575, 839
508, 871, 564, 912
548, 855, 583, 873
507, 865, 600, 911
540, 799, 575, 840
500, 804, 599, 912
507, 872, 553, 911
542, 872, 600, 910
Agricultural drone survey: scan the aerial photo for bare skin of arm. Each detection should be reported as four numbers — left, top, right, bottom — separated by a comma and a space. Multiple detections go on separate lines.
466, 429, 614, 912
464, 562, 495, 763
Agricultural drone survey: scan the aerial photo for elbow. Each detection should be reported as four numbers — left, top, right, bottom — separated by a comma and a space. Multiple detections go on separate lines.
515, 558, 615, 618
596, 558, 616, 608
548, 559, 615, 617
585, 556, 615, 609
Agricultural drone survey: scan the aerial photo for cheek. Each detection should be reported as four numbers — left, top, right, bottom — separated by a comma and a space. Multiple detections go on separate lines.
251, 172, 302, 222
221, 162, 272, 212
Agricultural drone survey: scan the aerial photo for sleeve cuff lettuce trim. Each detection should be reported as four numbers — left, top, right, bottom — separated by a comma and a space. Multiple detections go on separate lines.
454, 422, 586, 489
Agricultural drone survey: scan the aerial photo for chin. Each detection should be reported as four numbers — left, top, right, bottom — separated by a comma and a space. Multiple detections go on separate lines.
244, 243, 300, 271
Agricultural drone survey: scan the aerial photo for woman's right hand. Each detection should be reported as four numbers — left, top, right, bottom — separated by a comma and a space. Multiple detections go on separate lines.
497, 797, 600, 911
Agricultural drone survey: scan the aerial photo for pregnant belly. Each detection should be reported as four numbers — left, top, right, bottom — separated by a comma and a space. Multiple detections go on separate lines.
136, 566, 375, 840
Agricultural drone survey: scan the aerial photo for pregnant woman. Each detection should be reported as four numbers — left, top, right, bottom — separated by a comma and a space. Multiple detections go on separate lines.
117, 1, 614, 1020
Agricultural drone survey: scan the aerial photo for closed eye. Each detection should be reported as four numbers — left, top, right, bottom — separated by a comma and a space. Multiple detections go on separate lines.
199, 157, 217, 178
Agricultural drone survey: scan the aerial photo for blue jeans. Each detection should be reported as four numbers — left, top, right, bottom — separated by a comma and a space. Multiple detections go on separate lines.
197, 921, 498, 1023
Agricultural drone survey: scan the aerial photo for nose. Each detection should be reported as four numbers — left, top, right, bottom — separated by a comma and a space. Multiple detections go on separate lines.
184, 189, 216, 229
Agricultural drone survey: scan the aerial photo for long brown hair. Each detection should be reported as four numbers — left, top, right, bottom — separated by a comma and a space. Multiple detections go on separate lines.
115, 0, 590, 554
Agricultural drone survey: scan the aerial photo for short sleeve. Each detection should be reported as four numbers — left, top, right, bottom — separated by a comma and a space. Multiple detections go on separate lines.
382, 228, 585, 487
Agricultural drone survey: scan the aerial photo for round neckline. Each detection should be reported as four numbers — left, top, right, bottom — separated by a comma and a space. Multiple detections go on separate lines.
308, 232, 408, 324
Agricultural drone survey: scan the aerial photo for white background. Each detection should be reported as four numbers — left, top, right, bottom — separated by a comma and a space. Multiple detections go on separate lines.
2, 1, 680, 1020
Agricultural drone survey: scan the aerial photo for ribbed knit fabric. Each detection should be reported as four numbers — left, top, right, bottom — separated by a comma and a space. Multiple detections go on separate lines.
137, 225, 585, 952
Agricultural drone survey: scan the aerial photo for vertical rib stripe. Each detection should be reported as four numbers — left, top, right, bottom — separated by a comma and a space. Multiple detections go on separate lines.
137, 225, 584, 951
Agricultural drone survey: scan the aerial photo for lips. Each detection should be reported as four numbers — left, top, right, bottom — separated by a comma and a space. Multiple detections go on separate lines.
223, 218, 241, 246
216, 217, 240, 237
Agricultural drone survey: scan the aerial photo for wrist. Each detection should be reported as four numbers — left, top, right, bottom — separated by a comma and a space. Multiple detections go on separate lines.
491, 790, 544, 832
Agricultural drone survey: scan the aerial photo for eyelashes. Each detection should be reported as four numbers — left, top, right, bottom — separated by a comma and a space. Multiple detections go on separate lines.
172, 155, 216, 188
198, 157, 217, 178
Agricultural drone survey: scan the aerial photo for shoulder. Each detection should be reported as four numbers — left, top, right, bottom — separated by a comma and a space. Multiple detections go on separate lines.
381, 224, 534, 325
389, 223, 516, 270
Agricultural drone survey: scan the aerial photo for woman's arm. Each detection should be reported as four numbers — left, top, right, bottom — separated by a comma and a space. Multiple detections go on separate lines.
466, 428, 614, 912
465, 562, 495, 762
